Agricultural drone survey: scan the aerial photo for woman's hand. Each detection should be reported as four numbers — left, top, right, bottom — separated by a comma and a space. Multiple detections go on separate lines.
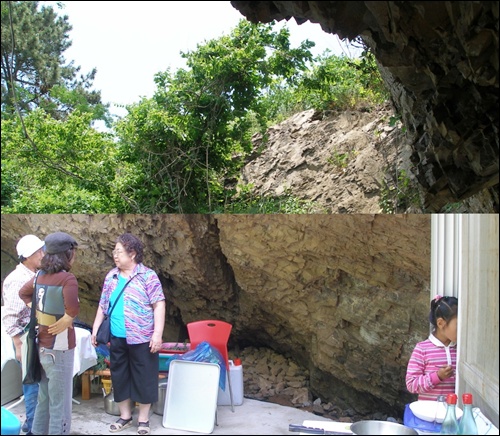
48, 313, 74, 335
149, 331, 163, 353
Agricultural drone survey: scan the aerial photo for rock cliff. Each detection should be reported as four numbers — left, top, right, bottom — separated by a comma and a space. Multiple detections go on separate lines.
239, 104, 496, 213
231, 1, 499, 212
240, 104, 414, 213
1, 213, 431, 415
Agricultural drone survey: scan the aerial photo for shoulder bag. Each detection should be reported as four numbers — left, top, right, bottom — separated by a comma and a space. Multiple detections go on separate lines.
96, 277, 133, 345
21, 271, 42, 384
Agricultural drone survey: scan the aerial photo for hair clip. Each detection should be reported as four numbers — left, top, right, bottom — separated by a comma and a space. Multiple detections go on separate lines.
433, 295, 443, 302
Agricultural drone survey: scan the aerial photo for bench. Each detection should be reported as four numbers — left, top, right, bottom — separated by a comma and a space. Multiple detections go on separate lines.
81, 369, 111, 400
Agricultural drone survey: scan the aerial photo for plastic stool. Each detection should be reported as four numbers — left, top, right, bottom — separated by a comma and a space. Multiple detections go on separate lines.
1, 406, 21, 435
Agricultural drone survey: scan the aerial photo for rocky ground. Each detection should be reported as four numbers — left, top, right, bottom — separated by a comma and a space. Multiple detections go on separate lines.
233, 346, 403, 424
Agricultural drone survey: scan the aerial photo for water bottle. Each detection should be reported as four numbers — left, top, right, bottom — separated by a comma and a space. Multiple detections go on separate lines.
458, 393, 478, 435
440, 393, 459, 435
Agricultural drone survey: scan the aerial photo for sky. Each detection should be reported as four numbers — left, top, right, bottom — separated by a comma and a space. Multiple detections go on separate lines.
48, 1, 361, 118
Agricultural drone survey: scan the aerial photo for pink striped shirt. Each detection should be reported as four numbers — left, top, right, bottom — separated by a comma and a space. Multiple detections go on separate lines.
406, 333, 457, 401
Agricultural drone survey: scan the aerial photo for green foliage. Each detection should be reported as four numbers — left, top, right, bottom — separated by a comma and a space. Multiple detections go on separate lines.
113, 20, 315, 213
388, 115, 401, 127
439, 202, 468, 213
327, 150, 356, 169
218, 185, 323, 214
1, 109, 121, 213
388, 113, 407, 133
263, 49, 389, 119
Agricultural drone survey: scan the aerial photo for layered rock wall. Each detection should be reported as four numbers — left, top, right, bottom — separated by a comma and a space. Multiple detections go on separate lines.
240, 105, 414, 213
1, 214, 430, 413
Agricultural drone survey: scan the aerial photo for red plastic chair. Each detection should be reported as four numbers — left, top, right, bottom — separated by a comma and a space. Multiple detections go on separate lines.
187, 320, 234, 412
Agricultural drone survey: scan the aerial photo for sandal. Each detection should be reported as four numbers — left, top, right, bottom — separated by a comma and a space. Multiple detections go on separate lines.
137, 421, 150, 435
109, 417, 133, 433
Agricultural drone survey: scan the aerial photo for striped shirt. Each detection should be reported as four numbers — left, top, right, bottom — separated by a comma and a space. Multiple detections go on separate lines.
406, 333, 457, 401
99, 263, 165, 345
1, 263, 34, 337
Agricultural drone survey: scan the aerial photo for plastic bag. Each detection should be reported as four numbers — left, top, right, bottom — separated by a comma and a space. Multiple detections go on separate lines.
172, 341, 227, 390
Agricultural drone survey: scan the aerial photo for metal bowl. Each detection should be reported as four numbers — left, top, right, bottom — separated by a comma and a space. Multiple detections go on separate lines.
103, 394, 121, 416
103, 389, 135, 416
351, 420, 418, 435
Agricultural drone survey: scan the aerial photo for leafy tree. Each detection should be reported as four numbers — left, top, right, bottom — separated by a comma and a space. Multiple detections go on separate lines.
114, 20, 315, 213
1, 1, 109, 123
1, 108, 121, 213
1, 1, 116, 213
262, 48, 389, 122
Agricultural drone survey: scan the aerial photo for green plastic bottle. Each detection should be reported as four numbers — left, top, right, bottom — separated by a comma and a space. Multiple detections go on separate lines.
440, 393, 459, 435
458, 393, 478, 435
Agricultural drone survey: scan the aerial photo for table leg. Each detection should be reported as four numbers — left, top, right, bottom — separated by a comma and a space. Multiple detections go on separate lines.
80, 369, 111, 400
81, 372, 91, 400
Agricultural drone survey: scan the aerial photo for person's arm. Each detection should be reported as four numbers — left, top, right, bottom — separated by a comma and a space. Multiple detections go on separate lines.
15, 278, 35, 361
4, 277, 32, 360
91, 305, 106, 347
48, 313, 75, 334
18, 277, 34, 306
406, 345, 441, 394
12, 333, 24, 362
150, 300, 166, 353
90, 273, 112, 346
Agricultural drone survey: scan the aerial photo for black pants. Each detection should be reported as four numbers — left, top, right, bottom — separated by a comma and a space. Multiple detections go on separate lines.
110, 336, 159, 404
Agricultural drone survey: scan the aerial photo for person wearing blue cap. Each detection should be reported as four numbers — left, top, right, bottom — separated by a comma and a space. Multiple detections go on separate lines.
2, 234, 45, 434
19, 231, 80, 435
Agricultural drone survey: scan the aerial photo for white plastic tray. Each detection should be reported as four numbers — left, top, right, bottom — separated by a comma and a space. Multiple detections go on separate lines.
162, 360, 220, 434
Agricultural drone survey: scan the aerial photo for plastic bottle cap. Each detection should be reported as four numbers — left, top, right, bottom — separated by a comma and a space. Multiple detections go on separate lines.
446, 393, 458, 404
462, 393, 473, 404
234, 358, 242, 366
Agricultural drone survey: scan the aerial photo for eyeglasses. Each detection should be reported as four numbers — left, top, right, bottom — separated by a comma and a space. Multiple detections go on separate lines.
112, 249, 126, 256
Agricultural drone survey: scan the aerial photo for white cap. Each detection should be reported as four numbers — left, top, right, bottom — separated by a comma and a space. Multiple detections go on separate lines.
16, 235, 45, 258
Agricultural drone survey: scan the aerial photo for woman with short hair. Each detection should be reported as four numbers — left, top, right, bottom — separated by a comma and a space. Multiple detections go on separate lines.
92, 233, 166, 435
